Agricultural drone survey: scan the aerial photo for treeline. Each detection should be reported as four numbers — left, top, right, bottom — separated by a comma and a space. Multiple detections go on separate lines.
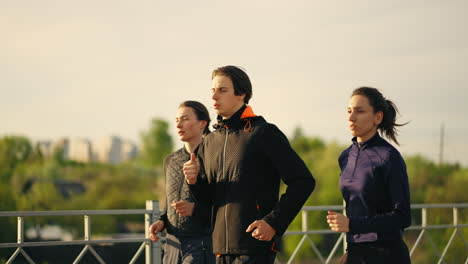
1, 123, 467, 262
0, 119, 173, 260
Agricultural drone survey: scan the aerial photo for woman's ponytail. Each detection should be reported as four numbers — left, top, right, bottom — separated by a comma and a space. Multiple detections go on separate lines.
352, 87, 408, 145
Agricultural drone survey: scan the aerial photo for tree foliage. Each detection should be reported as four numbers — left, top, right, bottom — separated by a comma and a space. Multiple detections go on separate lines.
139, 119, 174, 167
0, 136, 32, 182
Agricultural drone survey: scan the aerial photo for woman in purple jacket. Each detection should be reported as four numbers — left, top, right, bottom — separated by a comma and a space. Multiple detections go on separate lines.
327, 87, 411, 263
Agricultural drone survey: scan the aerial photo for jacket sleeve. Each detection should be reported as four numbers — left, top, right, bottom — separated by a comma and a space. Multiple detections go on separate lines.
187, 146, 213, 211
261, 124, 316, 236
158, 155, 170, 228
349, 151, 412, 233
191, 200, 212, 220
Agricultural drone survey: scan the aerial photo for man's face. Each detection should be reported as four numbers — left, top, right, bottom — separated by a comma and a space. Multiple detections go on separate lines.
211, 75, 245, 119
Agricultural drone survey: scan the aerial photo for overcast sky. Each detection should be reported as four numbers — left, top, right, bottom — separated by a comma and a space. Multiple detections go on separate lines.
2, 0, 467, 166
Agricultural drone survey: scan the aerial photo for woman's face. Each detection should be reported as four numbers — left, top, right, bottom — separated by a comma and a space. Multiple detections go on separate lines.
347, 95, 382, 142
175, 106, 205, 143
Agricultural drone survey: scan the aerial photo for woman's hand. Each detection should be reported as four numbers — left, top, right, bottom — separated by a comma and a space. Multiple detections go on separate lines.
327, 211, 350, 232
149, 220, 165, 242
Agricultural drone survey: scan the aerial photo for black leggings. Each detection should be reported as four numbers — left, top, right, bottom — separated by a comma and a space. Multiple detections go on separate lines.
346, 239, 411, 264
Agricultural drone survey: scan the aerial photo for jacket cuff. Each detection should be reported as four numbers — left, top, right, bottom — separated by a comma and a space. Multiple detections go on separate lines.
348, 216, 364, 233
263, 216, 285, 236
157, 215, 168, 231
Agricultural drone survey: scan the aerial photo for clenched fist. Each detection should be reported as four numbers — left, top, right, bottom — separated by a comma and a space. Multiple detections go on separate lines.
171, 200, 195, 217
183, 153, 199, 184
326, 211, 350, 232
246, 220, 276, 241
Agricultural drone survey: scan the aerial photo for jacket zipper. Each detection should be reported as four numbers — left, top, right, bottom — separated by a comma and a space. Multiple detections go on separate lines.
223, 129, 229, 253
351, 145, 361, 179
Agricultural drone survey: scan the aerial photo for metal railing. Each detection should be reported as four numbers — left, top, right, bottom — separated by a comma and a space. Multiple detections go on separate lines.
0, 200, 161, 264
280, 203, 468, 264
1, 203, 467, 263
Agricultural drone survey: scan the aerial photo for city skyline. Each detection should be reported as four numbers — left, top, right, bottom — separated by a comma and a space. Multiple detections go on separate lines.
36, 135, 138, 164
2, 1, 467, 166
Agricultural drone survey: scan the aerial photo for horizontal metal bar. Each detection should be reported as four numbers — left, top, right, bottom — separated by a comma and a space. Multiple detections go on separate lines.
407, 224, 468, 230
0, 238, 151, 248
1, 204, 466, 218
283, 224, 468, 236
0, 209, 152, 217
410, 203, 468, 209
301, 203, 468, 212
302, 205, 344, 211
285, 229, 338, 235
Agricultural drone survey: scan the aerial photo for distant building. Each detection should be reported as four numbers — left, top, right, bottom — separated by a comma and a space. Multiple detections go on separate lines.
34, 136, 137, 164
68, 138, 93, 163
94, 136, 122, 164
121, 140, 138, 162
93, 136, 138, 164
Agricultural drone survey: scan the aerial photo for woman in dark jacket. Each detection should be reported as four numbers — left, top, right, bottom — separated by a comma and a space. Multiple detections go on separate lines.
149, 101, 215, 264
327, 87, 411, 263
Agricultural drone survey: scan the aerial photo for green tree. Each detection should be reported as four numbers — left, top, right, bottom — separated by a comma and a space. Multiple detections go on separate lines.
0, 136, 32, 182
280, 127, 345, 261
0, 182, 17, 245
139, 119, 173, 167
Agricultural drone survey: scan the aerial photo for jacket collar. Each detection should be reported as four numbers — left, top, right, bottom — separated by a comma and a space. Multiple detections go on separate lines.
352, 132, 381, 149
213, 105, 257, 130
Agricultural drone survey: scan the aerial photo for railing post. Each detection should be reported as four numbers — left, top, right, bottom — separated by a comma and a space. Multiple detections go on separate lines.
145, 200, 161, 264
84, 215, 91, 241
343, 200, 347, 254
301, 210, 308, 232
11, 216, 37, 264
422, 208, 427, 227
18, 216, 24, 244
453, 207, 458, 226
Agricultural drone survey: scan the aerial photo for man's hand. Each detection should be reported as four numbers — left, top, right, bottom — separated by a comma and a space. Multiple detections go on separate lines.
183, 153, 199, 184
148, 220, 165, 242
246, 220, 276, 241
171, 200, 195, 217
326, 211, 350, 232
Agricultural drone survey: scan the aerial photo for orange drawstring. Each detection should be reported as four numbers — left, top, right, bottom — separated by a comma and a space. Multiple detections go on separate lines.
243, 119, 252, 132
270, 242, 279, 253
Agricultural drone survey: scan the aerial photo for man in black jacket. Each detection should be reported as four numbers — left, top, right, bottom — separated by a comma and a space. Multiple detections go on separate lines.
184, 66, 315, 263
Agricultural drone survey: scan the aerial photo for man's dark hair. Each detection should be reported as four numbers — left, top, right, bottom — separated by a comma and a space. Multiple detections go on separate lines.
212, 65, 252, 104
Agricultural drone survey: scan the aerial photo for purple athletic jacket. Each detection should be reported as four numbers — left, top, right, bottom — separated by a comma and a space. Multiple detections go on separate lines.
339, 132, 411, 243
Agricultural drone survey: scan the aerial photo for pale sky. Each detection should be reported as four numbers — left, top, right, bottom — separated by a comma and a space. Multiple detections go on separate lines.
2, 1, 468, 166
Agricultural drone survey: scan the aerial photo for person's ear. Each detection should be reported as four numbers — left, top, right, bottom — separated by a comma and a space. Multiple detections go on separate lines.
237, 92, 246, 102
200, 120, 207, 131
375, 111, 383, 126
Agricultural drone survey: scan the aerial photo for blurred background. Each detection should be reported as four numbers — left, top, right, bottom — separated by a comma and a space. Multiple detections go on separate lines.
1, 1, 467, 263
